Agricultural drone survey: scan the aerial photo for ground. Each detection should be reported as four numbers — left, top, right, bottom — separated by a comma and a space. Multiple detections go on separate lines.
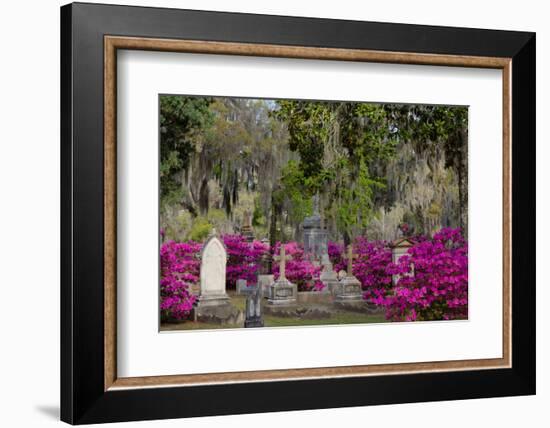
160, 293, 388, 331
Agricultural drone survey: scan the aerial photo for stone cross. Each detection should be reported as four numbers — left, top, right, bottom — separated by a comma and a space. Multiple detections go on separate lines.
342, 244, 358, 277
273, 245, 292, 280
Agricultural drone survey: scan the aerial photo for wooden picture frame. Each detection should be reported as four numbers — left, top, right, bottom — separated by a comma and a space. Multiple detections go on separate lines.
61, 2, 535, 424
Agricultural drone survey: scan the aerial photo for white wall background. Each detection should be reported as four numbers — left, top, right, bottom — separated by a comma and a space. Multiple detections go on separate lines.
0, 0, 546, 427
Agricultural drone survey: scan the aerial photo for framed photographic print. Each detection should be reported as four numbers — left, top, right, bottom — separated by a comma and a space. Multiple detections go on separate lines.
60, 2, 535, 424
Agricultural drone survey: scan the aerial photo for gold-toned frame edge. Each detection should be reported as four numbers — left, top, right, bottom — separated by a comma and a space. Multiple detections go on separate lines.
104, 35, 512, 391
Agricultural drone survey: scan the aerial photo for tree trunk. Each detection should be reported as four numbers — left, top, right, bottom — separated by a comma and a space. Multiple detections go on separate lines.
180, 174, 198, 217
343, 230, 351, 247
458, 128, 468, 238
180, 200, 198, 217
268, 190, 281, 273
198, 177, 209, 215
222, 185, 231, 216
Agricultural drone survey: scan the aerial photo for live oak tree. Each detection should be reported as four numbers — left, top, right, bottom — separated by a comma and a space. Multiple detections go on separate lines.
273, 100, 399, 245
382, 104, 468, 234
160, 95, 468, 244
160, 95, 214, 215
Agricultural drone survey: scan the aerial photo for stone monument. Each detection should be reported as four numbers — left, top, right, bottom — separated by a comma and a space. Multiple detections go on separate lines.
257, 274, 274, 296
267, 245, 297, 306
302, 194, 328, 263
241, 209, 254, 242
319, 253, 339, 294
334, 244, 362, 302
390, 237, 415, 284
244, 285, 264, 328
196, 230, 230, 307
236, 278, 248, 295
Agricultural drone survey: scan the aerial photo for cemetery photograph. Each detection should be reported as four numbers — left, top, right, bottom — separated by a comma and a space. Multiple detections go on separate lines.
159, 95, 469, 331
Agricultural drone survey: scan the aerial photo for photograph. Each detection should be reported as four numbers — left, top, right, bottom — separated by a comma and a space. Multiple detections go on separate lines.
159, 95, 469, 331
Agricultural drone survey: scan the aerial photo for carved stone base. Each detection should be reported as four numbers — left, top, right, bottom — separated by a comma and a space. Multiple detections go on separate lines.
320, 270, 339, 295
320, 269, 337, 282
263, 304, 331, 319
324, 279, 341, 296
195, 293, 230, 308
297, 291, 332, 304
333, 301, 383, 314
334, 276, 363, 302
193, 302, 243, 325
267, 279, 297, 306
257, 274, 274, 296
244, 317, 264, 328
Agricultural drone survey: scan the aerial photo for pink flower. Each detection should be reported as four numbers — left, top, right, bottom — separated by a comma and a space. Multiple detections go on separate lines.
159, 227, 468, 323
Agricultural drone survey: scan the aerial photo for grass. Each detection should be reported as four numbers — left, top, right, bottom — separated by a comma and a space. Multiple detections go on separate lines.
160, 293, 389, 332
263, 312, 386, 327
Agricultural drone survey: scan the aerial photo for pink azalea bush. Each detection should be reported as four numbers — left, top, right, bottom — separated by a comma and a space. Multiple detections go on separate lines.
376, 228, 468, 321
160, 235, 268, 320
329, 237, 396, 315
328, 238, 393, 300
160, 227, 468, 322
223, 235, 269, 289
272, 241, 324, 291
327, 241, 344, 269
160, 240, 201, 321
326, 229, 467, 322
353, 238, 394, 301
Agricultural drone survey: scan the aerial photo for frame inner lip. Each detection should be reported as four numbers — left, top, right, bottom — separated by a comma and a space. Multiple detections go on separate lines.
103, 36, 512, 390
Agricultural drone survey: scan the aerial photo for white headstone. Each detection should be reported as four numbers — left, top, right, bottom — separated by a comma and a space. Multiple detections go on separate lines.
197, 234, 230, 307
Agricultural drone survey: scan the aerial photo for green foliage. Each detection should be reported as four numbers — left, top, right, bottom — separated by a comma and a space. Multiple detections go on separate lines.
384, 104, 469, 231
335, 159, 385, 237
273, 100, 399, 240
279, 160, 314, 224
274, 100, 332, 181
339, 103, 398, 162
206, 208, 226, 224
383, 104, 468, 168
252, 197, 266, 227
160, 95, 215, 203
189, 217, 212, 242
205, 208, 233, 234
161, 208, 193, 242
159, 94, 468, 244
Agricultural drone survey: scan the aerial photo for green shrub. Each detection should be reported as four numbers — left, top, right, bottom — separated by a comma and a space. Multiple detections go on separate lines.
189, 217, 212, 241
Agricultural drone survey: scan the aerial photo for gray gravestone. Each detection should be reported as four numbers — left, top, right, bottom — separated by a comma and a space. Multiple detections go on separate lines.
241, 209, 254, 242
302, 194, 328, 262
236, 278, 248, 295
244, 285, 264, 328
258, 274, 274, 297
334, 244, 362, 302
319, 253, 339, 294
